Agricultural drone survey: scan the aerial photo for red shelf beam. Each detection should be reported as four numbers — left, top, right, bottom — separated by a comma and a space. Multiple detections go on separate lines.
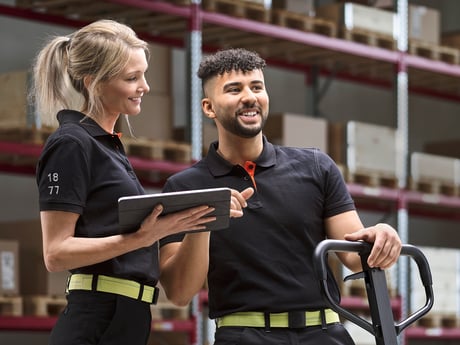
0, 141, 190, 175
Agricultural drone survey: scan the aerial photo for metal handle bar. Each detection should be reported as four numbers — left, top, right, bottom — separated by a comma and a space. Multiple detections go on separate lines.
314, 240, 434, 336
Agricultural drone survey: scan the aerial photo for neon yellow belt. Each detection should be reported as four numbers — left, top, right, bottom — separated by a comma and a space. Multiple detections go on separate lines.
67, 274, 159, 304
216, 309, 340, 328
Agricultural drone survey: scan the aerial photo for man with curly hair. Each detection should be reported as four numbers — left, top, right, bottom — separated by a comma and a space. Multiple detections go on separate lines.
159, 48, 401, 345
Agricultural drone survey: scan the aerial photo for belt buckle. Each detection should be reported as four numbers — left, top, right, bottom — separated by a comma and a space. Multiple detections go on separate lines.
288, 311, 306, 328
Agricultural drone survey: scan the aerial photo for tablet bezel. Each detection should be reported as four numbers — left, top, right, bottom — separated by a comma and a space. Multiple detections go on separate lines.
118, 187, 232, 233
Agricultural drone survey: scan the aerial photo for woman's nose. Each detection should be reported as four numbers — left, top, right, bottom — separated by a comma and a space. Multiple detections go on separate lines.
141, 77, 150, 94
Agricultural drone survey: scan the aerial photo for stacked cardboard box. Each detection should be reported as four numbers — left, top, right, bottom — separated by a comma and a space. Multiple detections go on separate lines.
411, 246, 460, 327
316, 2, 441, 45
327, 120, 400, 187
410, 152, 459, 195
1, 219, 68, 300
0, 240, 20, 296
263, 112, 328, 152
117, 43, 173, 141
316, 2, 397, 39
0, 70, 31, 128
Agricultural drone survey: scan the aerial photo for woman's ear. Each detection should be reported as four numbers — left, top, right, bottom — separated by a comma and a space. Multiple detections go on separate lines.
83, 75, 92, 90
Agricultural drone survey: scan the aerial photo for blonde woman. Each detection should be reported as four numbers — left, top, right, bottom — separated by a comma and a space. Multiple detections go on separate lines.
32, 20, 248, 345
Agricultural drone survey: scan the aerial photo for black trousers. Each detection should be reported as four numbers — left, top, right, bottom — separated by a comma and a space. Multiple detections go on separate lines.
49, 291, 151, 345
214, 323, 356, 345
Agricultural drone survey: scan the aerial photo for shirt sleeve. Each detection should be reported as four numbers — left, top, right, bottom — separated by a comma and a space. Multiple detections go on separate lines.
36, 135, 90, 214
317, 150, 356, 218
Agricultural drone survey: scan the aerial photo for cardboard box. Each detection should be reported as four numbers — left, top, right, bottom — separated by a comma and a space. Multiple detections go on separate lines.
0, 219, 68, 297
0, 239, 20, 296
327, 122, 346, 165
337, 0, 393, 8
145, 43, 171, 95
110, 42, 173, 141
410, 152, 458, 186
316, 2, 397, 38
0, 70, 31, 128
271, 0, 315, 16
263, 112, 328, 152
411, 247, 460, 316
409, 5, 440, 45
346, 121, 398, 177
119, 93, 173, 141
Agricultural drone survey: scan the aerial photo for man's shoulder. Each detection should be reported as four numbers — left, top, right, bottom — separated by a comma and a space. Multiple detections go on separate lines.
275, 145, 326, 158
168, 159, 208, 180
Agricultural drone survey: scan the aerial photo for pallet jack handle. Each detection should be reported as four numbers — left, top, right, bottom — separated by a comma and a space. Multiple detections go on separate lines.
314, 240, 434, 345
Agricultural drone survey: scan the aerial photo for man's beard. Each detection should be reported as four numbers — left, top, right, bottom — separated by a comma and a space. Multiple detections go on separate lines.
219, 113, 267, 138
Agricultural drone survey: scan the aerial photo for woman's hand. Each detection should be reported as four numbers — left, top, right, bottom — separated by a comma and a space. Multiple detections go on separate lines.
138, 204, 216, 246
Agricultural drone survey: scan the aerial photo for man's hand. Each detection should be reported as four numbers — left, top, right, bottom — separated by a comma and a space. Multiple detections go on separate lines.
344, 223, 401, 269
230, 187, 254, 218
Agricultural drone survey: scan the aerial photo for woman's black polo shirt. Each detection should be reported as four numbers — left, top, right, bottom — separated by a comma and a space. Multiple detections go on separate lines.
161, 138, 355, 318
36, 110, 159, 285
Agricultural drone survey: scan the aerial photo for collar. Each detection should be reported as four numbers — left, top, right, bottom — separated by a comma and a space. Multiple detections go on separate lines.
57, 110, 118, 138
207, 136, 276, 177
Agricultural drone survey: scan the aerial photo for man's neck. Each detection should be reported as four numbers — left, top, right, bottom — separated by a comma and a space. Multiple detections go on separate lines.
217, 134, 263, 166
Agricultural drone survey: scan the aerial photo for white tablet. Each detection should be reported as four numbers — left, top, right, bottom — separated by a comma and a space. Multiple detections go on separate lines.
118, 187, 232, 233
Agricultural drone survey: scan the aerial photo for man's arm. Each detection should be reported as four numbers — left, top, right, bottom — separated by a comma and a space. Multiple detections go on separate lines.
159, 187, 254, 306
325, 210, 402, 272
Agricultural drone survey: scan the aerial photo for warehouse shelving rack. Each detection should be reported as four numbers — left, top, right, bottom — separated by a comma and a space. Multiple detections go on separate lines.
1, 0, 460, 343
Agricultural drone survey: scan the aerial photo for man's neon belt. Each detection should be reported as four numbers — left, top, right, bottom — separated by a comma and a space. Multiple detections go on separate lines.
216, 309, 340, 328
67, 274, 159, 304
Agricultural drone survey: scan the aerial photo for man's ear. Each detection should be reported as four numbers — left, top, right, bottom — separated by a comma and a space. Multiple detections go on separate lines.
202, 98, 216, 119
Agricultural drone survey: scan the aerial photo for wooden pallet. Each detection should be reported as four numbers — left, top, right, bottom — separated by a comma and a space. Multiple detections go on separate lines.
0, 295, 23, 316
342, 28, 396, 50
150, 302, 189, 321
410, 178, 458, 197
24, 295, 67, 317
0, 125, 53, 145
271, 10, 336, 37
416, 313, 459, 329
202, 0, 270, 23
123, 137, 192, 164
409, 41, 460, 65
17, 0, 187, 38
346, 169, 399, 189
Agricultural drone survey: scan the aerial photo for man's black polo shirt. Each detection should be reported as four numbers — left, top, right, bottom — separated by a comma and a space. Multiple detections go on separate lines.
161, 138, 355, 318
37, 110, 159, 285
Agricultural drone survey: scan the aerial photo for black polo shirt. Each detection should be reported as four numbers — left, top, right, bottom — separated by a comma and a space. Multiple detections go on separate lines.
36, 110, 159, 285
161, 138, 355, 318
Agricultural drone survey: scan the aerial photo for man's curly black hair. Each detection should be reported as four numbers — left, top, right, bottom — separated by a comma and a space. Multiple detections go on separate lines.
197, 48, 266, 87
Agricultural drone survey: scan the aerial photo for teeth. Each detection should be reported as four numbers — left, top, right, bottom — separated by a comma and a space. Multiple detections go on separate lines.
242, 111, 257, 116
